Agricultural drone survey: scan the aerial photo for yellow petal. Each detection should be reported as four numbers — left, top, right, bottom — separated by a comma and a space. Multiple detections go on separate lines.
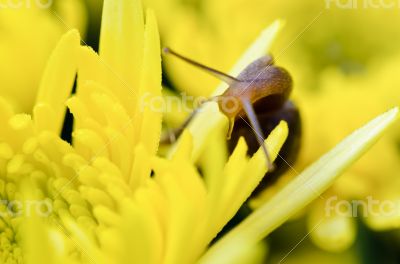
22, 217, 56, 264
99, 0, 144, 114
308, 199, 356, 252
137, 9, 163, 156
208, 122, 288, 239
34, 30, 80, 134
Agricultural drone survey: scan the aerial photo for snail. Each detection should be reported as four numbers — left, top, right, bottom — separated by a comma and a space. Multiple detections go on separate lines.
162, 48, 301, 191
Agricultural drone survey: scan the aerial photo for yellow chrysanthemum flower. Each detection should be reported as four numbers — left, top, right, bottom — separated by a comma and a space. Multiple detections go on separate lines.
0, 0, 398, 263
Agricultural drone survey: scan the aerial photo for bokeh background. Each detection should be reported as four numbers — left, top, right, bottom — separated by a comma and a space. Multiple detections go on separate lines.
1, 0, 399, 263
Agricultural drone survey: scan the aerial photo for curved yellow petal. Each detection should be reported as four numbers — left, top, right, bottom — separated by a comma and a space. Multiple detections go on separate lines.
34, 29, 80, 134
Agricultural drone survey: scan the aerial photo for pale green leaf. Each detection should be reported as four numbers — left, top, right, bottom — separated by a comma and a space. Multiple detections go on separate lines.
199, 107, 399, 264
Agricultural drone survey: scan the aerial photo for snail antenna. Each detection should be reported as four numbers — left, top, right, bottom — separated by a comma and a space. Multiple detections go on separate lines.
241, 98, 275, 171
163, 47, 240, 85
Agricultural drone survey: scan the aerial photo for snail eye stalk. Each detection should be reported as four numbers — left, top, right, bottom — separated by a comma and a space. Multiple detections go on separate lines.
163, 47, 240, 85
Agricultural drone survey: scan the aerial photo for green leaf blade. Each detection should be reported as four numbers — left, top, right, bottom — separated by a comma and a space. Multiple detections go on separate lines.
199, 107, 399, 264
